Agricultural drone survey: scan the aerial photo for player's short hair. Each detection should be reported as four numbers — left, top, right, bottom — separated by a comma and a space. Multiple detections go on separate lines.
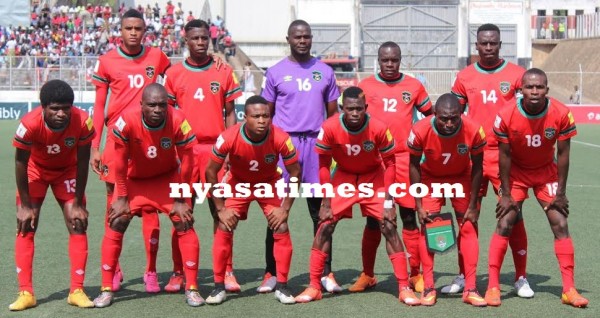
40, 79, 74, 107
122, 8, 144, 21
434, 93, 460, 113
287, 19, 311, 35
378, 41, 401, 55
477, 23, 500, 36
244, 95, 269, 112
142, 83, 167, 101
523, 68, 548, 85
184, 19, 209, 33
342, 86, 365, 100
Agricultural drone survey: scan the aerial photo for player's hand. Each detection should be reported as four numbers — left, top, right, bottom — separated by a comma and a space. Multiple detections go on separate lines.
16, 205, 36, 236
462, 206, 480, 226
383, 206, 397, 228
90, 147, 102, 175
319, 205, 333, 223
69, 203, 89, 232
495, 195, 519, 220
544, 194, 569, 217
267, 207, 289, 231
108, 197, 131, 224
416, 207, 431, 225
217, 207, 239, 231
223, 155, 231, 172
171, 200, 194, 230
211, 54, 224, 70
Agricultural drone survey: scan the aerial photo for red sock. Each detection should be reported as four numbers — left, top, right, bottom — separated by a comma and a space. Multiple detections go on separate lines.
361, 227, 381, 277
142, 209, 160, 273
460, 221, 479, 290
554, 237, 575, 292
456, 218, 465, 276
418, 228, 435, 289
213, 229, 232, 284
226, 246, 234, 273
69, 234, 88, 292
389, 252, 409, 289
273, 232, 293, 283
309, 248, 328, 290
170, 227, 182, 274
487, 233, 509, 289
100, 228, 124, 289
104, 191, 122, 274
15, 232, 35, 293
510, 219, 528, 281
402, 228, 421, 276
177, 228, 200, 290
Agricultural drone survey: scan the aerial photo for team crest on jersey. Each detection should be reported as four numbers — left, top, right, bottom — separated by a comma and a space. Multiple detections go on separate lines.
544, 127, 556, 139
499, 81, 511, 94
64, 137, 76, 148
457, 143, 468, 155
160, 137, 172, 149
312, 71, 322, 81
210, 81, 220, 94
146, 66, 155, 79
363, 140, 375, 152
402, 91, 412, 104
265, 154, 276, 164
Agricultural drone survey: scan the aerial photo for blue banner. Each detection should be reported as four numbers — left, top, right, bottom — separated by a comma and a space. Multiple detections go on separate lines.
0, 102, 29, 120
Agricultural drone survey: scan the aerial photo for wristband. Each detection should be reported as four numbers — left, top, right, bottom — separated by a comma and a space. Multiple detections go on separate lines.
384, 200, 393, 209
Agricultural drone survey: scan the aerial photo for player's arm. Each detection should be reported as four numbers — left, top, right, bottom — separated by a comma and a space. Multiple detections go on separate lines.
108, 135, 130, 225
409, 153, 430, 224
318, 153, 333, 222
463, 152, 483, 225
382, 153, 397, 227
267, 162, 301, 231
15, 148, 36, 234
91, 84, 108, 175
68, 142, 92, 231
171, 147, 195, 230
267, 101, 275, 118
224, 101, 236, 128
496, 142, 518, 220
206, 159, 237, 231
326, 100, 338, 118
545, 139, 571, 216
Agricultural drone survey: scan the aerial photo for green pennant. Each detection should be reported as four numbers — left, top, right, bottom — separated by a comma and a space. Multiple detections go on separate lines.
425, 212, 457, 254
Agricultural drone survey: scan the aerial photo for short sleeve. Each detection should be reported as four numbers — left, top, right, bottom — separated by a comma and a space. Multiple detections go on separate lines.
471, 125, 487, 155
174, 118, 197, 150
493, 114, 510, 144
378, 128, 396, 158
163, 70, 177, 107
79, 114, 96, 145
407, 128, 423, 156
558, 110, 577, 140
91, 58, 109, 88
111, 116, 129, 146
277, 130, 298, 166
451, 76, 467, 106
224, 69, 243, 102
13, 122, 33, 151
314, 127, 333, 155
414, 84, 432, 114
261, 68, 276, 103
210, 132, 231, 164
325, 71, 341, 103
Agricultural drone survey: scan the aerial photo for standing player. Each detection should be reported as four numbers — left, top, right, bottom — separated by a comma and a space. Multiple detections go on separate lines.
90, 8, 171, 293
354, 41, 432, 293
205, 96, 301, 305
295, 87, 419, 305
261, 19, 341, 293
163, 19, 242, 293
485, 69, 588, 308
448, 23, 531, 297
93, 84, 203, 308
408, 94, 487, 307
11, 80, 95, 311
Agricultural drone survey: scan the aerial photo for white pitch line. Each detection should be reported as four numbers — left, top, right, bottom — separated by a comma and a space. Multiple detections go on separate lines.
568, 184, 600, 188
573, 140, 600, 148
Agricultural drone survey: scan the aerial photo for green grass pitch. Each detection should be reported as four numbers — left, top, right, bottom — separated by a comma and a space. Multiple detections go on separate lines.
0, 121, 598, 317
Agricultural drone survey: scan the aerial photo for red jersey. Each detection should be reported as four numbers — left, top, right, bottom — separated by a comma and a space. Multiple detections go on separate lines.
13, 106, 95, 171
164, 59, 242, 143
451, 60, 525, 148
359, 73, 431, 152
92, 46, 170, 146
110, 107, 197, 179
493, 97, 577, 170
210, 123, 298, 183
408, 115, 486, 177
316, 114, 396, 174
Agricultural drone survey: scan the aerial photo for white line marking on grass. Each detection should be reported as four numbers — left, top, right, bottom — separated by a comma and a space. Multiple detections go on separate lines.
568, 184, 600, 188
573, 140, 600, 149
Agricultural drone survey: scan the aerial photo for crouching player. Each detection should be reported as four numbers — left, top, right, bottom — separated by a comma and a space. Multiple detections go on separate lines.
93, 84, 202, 308
11, 80, 96, 311
407, 93, 487, 306
205, 95, 301, 305
295, 86, 420, 305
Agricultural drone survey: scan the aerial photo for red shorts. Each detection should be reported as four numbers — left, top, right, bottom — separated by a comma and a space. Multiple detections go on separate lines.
224, 179, 282, 220
421, 175, 471, 213
394, 152, 415, 209
123, 170, 191, 221
479, 149, 501, 197
331, 168, 385, 221
16, 165, 79, 205
100, 137, 116, 183
193, 143, 225, 184
508, 164, 558, 203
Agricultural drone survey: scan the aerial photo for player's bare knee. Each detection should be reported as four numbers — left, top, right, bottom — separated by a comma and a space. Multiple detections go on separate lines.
317, 222, 335, 240
109, 216, 130, 233
274, 223, 289, 234
70, 219, 87, 234
172, 221, 191, 232
496, 220, 513, 236
380, 221, 398, 239
399, 208, 418, 229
